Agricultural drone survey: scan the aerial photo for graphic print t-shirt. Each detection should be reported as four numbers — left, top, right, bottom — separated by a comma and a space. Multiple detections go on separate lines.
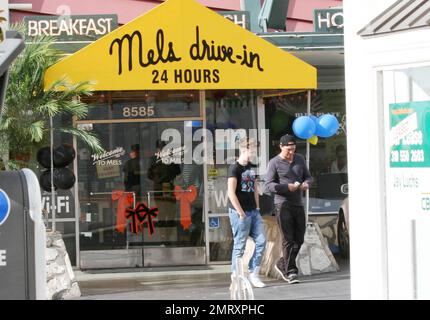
227, 162, 257, 212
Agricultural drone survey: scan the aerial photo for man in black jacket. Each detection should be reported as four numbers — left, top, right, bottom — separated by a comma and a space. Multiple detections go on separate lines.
265, 134, 312, 284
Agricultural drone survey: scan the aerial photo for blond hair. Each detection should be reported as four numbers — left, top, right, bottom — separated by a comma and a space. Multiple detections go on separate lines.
238, 137, 259, 152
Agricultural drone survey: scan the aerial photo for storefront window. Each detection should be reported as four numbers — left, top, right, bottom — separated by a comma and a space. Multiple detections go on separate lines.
263, 89, 347, 214
82, 90, 201, 120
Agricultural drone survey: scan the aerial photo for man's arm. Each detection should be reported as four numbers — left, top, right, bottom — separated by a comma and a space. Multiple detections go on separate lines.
254, 179, 260, 210
264, 159, 298, 194
300, 158, 313, 191
228, 177, 246, 219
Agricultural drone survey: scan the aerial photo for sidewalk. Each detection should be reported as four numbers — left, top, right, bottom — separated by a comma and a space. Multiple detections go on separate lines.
74, 257, 350, 300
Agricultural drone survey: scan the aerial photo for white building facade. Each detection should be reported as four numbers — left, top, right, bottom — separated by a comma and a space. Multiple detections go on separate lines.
345, 0, 430, 299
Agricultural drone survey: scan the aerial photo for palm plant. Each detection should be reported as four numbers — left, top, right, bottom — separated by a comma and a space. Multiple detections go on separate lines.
0, 23, 103, 170
0, 9, 7, 42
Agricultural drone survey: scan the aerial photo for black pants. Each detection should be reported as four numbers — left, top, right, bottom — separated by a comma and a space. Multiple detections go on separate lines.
275, 203, 306, 275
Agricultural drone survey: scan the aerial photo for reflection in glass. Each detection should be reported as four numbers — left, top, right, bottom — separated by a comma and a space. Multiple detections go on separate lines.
263, 89, 348, 214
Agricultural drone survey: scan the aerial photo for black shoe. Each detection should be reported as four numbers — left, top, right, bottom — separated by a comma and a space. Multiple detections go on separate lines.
276, 257, 285, 271
274, 260, 289, 282
286, 273, 300, 284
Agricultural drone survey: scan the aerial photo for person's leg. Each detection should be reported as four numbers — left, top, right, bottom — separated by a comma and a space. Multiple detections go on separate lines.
248, 210, 266, 272
287, 206, 306, 275
248, 210, 266, 288
275, 203, 296, 275
229, 208, 251, 273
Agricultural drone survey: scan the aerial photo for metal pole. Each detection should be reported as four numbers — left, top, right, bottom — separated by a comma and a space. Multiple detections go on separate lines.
306, 90, 311, 223
143, 192, 151, 268
201, 89, 210, 265
72, 134, 80, 267
50, 116, 56, 231
146, 190, 191, 195
89, 191, 136, 208
89, 192, 136, 213
146, 192, 151, 208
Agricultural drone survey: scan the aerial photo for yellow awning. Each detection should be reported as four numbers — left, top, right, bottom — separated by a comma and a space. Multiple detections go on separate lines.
44, 0, 316, 91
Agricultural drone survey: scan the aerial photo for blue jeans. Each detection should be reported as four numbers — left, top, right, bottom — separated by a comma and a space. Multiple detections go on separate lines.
229, 208, 266, 273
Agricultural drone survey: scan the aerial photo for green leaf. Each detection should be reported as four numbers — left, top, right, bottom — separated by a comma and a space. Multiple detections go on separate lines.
29, 120, 45, 142
59, 127, 105, 154
1, 22, 103, 164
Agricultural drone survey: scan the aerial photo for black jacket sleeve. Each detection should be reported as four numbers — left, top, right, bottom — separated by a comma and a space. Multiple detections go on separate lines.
264, 159, 290, 195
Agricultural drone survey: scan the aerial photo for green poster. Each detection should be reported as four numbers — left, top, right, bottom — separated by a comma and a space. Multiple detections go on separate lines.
389, 101, 430, 167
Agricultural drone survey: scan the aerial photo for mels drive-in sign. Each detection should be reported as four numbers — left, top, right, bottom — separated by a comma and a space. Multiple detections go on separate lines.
44, 0, 316, 91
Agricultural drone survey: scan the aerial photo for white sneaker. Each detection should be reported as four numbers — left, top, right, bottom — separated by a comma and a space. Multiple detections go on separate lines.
248, 268, 266, 288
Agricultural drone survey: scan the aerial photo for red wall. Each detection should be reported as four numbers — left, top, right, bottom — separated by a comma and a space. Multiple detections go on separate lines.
11, 0, 342, 32
10, 0, 241, 25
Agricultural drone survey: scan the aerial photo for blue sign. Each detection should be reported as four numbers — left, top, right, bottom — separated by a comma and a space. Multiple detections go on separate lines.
0, 189, 11, 226
209, 217, 220, 229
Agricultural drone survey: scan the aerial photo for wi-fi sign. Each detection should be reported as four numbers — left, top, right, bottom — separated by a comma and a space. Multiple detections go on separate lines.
0, 189, 11, 226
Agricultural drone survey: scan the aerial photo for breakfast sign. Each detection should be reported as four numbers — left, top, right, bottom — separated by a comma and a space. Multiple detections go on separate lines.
44, 0, 316, 91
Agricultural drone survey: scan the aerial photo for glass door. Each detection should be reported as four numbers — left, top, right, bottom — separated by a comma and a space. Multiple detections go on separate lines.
75, 92, 205, 268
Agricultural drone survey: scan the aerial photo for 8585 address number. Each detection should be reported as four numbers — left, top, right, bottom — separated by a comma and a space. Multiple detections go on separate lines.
122, 106, 155, 118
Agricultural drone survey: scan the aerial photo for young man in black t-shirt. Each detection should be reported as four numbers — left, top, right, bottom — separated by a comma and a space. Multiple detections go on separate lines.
227, 138, 266, 288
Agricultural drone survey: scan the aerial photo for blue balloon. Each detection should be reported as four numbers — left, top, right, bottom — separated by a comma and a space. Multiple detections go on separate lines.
292, 116, 316, 140
309, 115, 318, 127
316, 114, 339, 138
315, 121, 327, 137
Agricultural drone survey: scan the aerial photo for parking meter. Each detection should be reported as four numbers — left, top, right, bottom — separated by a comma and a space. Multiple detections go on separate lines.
0, 169, 47, 300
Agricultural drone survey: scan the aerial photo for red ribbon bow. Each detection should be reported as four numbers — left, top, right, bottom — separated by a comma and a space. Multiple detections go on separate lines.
112, 190, 134, 233
125, 202, 159, 235
174, 185, 197, 230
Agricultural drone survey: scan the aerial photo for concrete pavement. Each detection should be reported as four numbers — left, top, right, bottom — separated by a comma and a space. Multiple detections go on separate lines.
74, 257, 350, 300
